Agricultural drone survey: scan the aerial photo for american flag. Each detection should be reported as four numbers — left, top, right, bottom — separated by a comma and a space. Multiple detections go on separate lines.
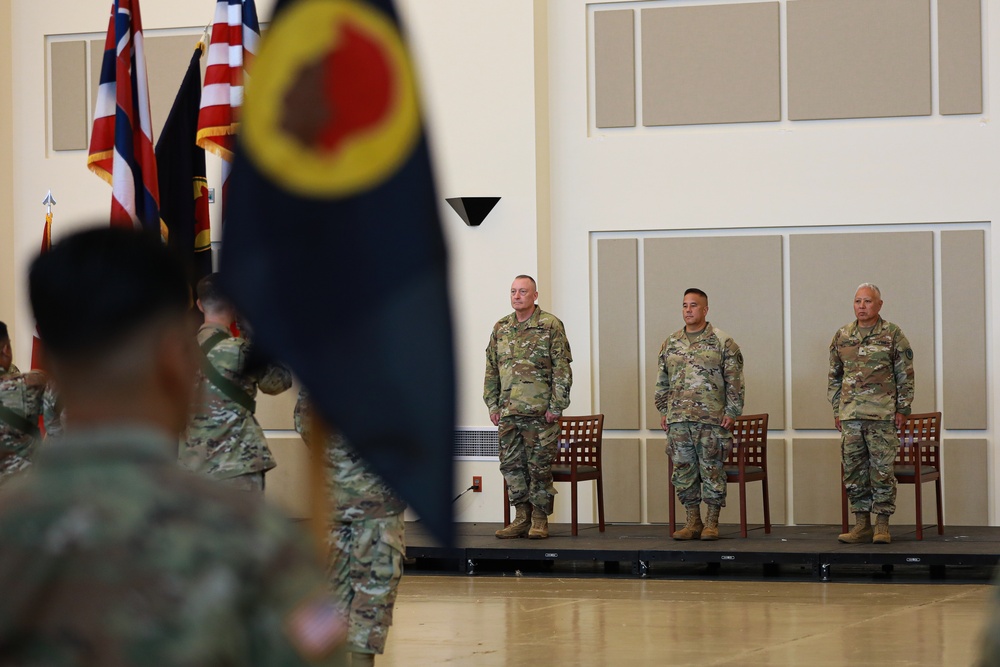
87, 0, 161, 237
197, 0, 260, 212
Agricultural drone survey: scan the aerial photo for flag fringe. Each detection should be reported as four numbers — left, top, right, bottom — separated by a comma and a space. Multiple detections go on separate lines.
196, 126, 238, 162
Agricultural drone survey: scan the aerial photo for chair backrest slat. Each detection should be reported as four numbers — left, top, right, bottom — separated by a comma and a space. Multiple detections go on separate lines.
727, 414, 769, 468
895, 412, 941, 467
556, 415, 605, 467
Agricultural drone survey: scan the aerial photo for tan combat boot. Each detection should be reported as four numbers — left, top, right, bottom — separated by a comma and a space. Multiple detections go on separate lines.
701, 504, 721, 541
495, 503, 531, 539
528, 506, 549, 539
838, 512, 874, 544
672, 505, 704, 540
873, 514, 891, 544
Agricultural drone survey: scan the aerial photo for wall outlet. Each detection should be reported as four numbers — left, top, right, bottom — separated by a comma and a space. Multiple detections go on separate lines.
472, 476, 482, 492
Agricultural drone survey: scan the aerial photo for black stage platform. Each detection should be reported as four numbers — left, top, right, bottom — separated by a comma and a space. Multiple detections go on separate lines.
406, 522, 1000, 581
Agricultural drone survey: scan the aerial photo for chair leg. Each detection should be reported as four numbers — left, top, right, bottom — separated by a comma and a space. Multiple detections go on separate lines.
914, 478, 924, 541
762, 478, 771, 534
503, 481, 510, 526
935, 479, 944, 535
739, 478, 748, 538
570, 479, 578, 536
596, 476, 606, 532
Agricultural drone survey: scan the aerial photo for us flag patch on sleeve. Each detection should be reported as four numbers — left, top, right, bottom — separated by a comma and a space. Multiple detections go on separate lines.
285, 595, 347, 661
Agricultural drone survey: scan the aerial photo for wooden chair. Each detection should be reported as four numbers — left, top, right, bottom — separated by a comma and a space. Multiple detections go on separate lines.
668, 414, 771, 538
839, 412, 943, 540
503, 414, 606, 536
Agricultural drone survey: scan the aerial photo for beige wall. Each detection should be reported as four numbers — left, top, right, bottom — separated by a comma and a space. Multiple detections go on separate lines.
552, 0, 998, 526
6, 0, 1000, 526
0, 0, 13, 338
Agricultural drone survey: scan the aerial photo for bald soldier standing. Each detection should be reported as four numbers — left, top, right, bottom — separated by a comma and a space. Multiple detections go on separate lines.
485, 275, 573, 540
830, 283, 914, 545
0, 322, 46, 485
655, 288, 744, 541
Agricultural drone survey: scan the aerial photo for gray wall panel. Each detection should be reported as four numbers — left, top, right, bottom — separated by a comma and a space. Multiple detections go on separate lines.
50, 40, 88, 151
594, 10, 636, 129
598, 239, 640, 429
787, 0, 931, 120
641, 3, 780, 126
941, 230, 987, 429
644, 236, 785, 430
604, 438, 641, 522
790, 232, 935, 429
938, 0, 983, 115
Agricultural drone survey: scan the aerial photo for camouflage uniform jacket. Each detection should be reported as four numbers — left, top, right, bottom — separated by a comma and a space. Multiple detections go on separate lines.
0, 365, 45, 485
828, 317, 914, 421
483, 307, 573, 418
0, 426, 347, 666
294, 392, 406, 522
654, 323, 745, 426
181, 323, 292, 479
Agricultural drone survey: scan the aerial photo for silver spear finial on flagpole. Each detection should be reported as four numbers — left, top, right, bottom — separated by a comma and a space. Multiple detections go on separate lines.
42, 190, 56, 214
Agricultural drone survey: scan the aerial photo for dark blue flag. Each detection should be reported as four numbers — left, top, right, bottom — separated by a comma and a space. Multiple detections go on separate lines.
156, 46, 213, 293
220, 0, 455, 545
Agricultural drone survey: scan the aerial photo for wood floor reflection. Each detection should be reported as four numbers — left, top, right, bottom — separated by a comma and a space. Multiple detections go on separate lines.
378, 576, 993, 666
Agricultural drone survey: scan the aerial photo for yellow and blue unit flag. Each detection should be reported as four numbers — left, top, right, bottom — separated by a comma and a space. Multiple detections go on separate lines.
221, 0, 455, 546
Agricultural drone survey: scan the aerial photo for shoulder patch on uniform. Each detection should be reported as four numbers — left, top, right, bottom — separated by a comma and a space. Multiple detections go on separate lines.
905, 349, 913, 360
285, 595, 347, 662
736, 352, 744, 366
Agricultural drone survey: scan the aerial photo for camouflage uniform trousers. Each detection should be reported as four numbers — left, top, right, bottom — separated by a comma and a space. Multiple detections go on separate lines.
667, 422, 732, 508
841, 419, 898, 516
328, 513, 405, 655
498, 415, 559, 514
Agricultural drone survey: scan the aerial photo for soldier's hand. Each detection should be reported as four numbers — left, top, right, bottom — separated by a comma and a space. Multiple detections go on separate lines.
490, 413, 500, 426
721, 416, 734, 431
894, 412, 906, 430
834, 417, 841, 432
23, 370, 47, 388
660, 415, 668, 431
544, 411, 559, 424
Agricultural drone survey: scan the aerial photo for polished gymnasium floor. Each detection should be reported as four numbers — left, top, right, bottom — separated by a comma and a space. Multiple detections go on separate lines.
374, 521, 1000, 665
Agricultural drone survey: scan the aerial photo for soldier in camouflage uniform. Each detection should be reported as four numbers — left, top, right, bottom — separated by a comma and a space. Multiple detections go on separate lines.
829, 283, 914, 545
180, 273, 292, 494
295, 391, 405, 667
485, 275, 573, 539
655, 288, 744, 541
0, 227, 347, 666
0, 321, 47, 485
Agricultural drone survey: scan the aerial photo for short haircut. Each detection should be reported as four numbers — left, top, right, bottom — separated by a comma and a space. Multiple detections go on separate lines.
684, 288, 708, 303
513, 275, 537, 291
856, 282, 881, 299
29, 227, 190, 362
196, 273, 232, 311
0, 321, 7, 343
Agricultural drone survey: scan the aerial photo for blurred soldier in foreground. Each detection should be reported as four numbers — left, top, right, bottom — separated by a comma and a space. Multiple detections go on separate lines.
0, 227, 347, 666
485, 275, 573, 540
830, 283, 914, 545
295, 391, 405, 667
0, 321, 47, 485
180, 273, 292, 494
655, 288, 744, 541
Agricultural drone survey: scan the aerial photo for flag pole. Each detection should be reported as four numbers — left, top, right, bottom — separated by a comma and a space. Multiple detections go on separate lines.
32, 192, 56, 371
42, 190, 56, 219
